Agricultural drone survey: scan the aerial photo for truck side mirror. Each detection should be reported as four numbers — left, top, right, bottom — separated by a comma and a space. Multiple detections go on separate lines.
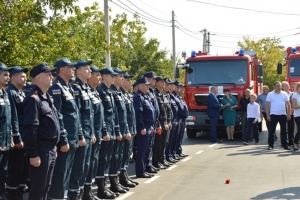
257, 77, 263, 83
257, 64, 263, 76
174, 66, 179, 79
277, 63, 282, 74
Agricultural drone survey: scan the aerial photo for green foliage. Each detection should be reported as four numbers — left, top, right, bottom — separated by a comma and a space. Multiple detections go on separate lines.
238, 37, 286, 90
0, 1, 176, 82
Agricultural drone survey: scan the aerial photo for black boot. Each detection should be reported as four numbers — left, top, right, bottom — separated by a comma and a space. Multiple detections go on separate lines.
119, 170, 136, 188
105, 187, 120, 197
116, 175, 130, 191
109, 176, 127, 193
96, 179, 116, 199
82, 187, 100, 200
124, 170, 139, 185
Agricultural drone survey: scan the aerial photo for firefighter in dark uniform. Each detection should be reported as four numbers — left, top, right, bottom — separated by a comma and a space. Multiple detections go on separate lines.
0, 63, 13, 199
120, 73, 139, 186
47, 58, 81, 200
176, 84, 189, 158
161, 78, 173, 167
111, 68, 135, 190
143, 72, 160, 173
6, 66, 28, 200
69, 59, 94, 199
172, 80, 185, 160
23, 82, 33, 95
84, 66, 106, 200
152, 76, 169, 170
95, 67, 119, 199
133, 77, 155, 178
130, 82, 139, 163
165, 78, 178, 164
22, 63, 59, 200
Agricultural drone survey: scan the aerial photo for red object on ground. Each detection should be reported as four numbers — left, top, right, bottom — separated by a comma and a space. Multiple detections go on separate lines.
157, 129, 162, 135
226, 179, 230, 184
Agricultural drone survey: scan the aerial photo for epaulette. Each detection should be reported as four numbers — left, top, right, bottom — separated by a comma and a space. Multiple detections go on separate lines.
139, 93, 142, 96
56, 81, 61, 86
31, 91, 38, 99
73, 82, 78, 86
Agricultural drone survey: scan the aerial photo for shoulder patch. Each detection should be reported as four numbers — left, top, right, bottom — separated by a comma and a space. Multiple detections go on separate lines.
52, 89, 61, 95
73, 90, 79, 96
31, 93, 37, 99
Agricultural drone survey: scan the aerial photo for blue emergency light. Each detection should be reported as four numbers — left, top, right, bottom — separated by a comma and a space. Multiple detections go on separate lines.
191, 51, 196, 57
239, 49, 245, 56
292, 47, 297, 54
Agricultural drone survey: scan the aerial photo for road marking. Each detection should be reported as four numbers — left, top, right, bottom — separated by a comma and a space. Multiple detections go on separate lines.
166, 165, 177, 171
195, 150, 204, 154
209, 143, 217, 147
144, 175, 160, 184
116, 192, 134, 200
181, 157, 192, 162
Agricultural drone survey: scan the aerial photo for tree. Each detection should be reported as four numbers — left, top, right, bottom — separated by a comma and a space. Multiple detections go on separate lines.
238, 37, 286, 89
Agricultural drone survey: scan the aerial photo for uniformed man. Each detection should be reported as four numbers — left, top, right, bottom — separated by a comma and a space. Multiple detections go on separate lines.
69, 59, 94, 199
120, 73, 139, 186
6, 66, 28, 200
176, 84, 189, 158
0, 63, 13, 199
130, 82, 138, 163
23, 82, 33, 95
143, 72, 160, 173
47, 58, 81, 200
152, 76, 169, 170
133, 77, 155, 178
84, 66, 106, 200
161, 78, 173, 167
95, 67, 119, 199
22, 62, 59, 200
165, 78, 178, 164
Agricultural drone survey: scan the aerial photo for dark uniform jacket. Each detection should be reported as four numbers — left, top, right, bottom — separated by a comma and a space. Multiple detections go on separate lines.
49, 76, 81, 148
6, 84, 25, 144
154, 88, 168, 128
72, 78, 94, 142
148, 88, 160, 128
121, 88, 136, 135
89, 86, 107, 142
173, 92, 185, 122
97, 83, 120, 140
180, 95, 189, 120
111, 85, 128, 137
168, 92, 178, 123
164, 92, 173, 127
22, 85, 60, 158
133, 90, 155, 131
0, 88, 12, 151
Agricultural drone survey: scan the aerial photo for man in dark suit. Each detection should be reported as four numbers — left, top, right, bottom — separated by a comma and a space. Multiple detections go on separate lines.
207, 86, 222, 143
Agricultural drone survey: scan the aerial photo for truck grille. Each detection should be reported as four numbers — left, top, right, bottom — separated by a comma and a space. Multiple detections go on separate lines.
195, 93, 238, 106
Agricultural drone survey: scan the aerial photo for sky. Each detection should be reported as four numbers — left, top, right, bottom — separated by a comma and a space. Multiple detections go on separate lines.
77, 0, 300, 59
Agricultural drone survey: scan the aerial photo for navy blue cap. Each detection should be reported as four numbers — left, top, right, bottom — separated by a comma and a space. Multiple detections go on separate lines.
90, 65, 102, 72
164, 78, 174, 84
54, 58, 77, 69
136, 77, 151, 85
74, 59, 93, 69
0, 62, 12, 71
113, 67, 126, 74
52, 71, 57, 77
143, 71, 157, 78
10, 66, 28, 76
100, 67, 118, 76
132, 82, 138, 87
124, 72, 133, 79
174, 80, 182, 86
30, 62, 56, 78
155, 76, 164, 82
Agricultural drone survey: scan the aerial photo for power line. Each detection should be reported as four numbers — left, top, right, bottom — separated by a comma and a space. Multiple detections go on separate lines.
176, 26, 202, 41
138, 0, 170, 16
187, 0, 300, 16
110, 1, 171, 28
176, 21, 200, 34
127, 0, 170, 23
114, 0, 170, 24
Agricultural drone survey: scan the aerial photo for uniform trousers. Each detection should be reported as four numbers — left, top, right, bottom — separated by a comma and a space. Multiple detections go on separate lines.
135, 124, 152, 176
152, 129, 162, 167
117, 139, 124, 173
121, 139, 131, 170
48, 146, 76, 199
0, 151, 8, 196
85, 141, 101, 188
96, 140, 114, 179
165, 120, 177, 159
176, 119, 186, 155
28, 146, 56, 200
160, 129, 170, 163
108, 140, 119, 177
172, 119, 182, 155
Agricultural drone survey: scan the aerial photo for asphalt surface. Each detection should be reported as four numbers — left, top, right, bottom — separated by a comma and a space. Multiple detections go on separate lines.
23, 123, 300, 200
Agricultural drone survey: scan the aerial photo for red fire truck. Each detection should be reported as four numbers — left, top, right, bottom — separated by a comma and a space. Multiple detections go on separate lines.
277, 47, 300, 87
180, 50, 263, 138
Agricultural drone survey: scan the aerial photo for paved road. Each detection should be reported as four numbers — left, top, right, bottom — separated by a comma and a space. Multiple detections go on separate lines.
112, 125, 300, 200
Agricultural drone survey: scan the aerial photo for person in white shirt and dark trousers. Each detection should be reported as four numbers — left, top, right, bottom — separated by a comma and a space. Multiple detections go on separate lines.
243, 94, 260, 145
292, 82, 300, 150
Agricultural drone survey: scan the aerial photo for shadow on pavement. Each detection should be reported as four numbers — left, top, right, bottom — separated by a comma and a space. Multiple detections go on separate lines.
251, 187, 300, 200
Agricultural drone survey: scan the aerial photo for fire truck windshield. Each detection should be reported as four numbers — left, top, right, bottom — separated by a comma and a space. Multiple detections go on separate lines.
289, 58, 300, 77
186, 59, 247, 86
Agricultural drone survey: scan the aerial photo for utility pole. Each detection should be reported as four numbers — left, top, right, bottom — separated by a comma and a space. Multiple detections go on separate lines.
172, 10, 176, 79
104, 0, 111, 67
207, 32, 210, 54
202, 28, 207, 53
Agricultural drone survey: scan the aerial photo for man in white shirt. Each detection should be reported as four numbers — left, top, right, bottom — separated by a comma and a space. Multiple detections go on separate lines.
266, 81, 291, 150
